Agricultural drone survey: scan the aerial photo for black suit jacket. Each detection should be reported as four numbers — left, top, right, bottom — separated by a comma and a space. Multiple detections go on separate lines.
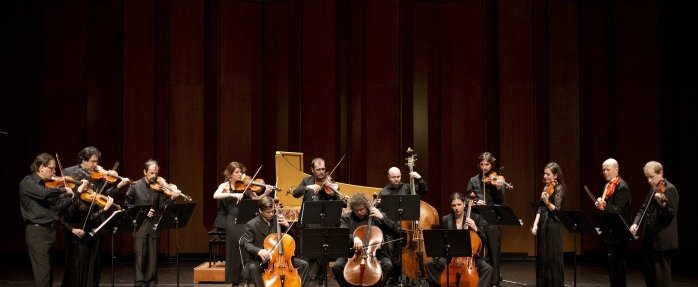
632, 179, 679, 251
125, 178, 173, 237
241, 215, 292, 263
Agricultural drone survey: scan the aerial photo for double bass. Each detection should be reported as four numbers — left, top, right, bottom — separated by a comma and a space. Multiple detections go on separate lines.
261, 198, 301, 287
440, 192, 481, 287
343, 202, 383, 286
401, 148, 439, 282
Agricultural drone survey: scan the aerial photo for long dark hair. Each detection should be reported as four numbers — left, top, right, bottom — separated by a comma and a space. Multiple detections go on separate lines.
545, 162, 565, 186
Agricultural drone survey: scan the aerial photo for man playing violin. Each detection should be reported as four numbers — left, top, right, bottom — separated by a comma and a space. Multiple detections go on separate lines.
292, 157, 342, 203
64, 146, 131, 197
331, 193, 400, 287
19, 153, 78, 287
425, 192, 493, 287
240, 196, 309, 286
594, 158, 631, 287
125, 159, 182, 287
466, 152, 505, 287
630, 161, 678, 287
212, 161, 273, 284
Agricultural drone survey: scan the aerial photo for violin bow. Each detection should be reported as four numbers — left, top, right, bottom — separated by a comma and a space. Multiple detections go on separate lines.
243, 165, 264, 197
81, 162, 117, 230
320, 154, 346, 187
55, 153, 69, 191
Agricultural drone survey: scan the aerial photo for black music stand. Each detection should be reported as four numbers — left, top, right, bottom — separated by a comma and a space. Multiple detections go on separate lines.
557, 210, 593, 287
235, 199, 260, 224
300, 200, 343, 286
153, 203, 196, 287
423, 229, 471, 287
472, 205, 527, 286
300, 200, 344, 228
591, 210, 636, 241
301, 227, 350, 287
379, 194, 424, 286
120, 205, 150, 287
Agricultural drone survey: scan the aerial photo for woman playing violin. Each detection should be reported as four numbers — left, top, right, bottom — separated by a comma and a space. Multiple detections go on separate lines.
531, 162, 565, 287
630, 161, 678, 287
212, 161, 273, 284
58, 177, 114, 287
125, 159, 181, 287
425, 192, 493, 287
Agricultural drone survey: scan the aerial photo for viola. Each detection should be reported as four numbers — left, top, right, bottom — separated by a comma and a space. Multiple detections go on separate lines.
80, 189, 121, 210
261, 200, 301, 287
343, 204, 383, 286
90, 169, 129, 184
441, 192, 480, 287
483, 171, 514, 189
149, 177, 193, 201
45, 176, 81, 189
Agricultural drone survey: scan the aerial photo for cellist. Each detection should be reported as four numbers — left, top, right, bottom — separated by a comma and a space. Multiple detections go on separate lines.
240, 196, 309, 286
332, 193, 400, 287
425, 192, 493, 287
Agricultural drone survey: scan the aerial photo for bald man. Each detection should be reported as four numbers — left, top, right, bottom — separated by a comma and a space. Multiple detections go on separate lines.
595, 158, 631, 287
379, 167, 428, 197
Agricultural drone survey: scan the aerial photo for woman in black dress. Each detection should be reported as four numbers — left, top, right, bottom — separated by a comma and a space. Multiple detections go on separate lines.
531, 162, 565, 287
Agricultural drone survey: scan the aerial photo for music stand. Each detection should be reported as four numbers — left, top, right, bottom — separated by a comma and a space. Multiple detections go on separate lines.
235, 199, 260, 224
591, 210, 636, 241
301, 227, 351, 287
119, 205, 150, 287
300, 200, 344, 228
557, 210, 593, 287
472, 205, 526, 286
153, 203, 196, 287
379, 194, 423, 285
423, 229, 471, 287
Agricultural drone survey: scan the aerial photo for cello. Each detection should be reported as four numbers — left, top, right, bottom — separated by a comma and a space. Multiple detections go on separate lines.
261, 198, 301, 287
343, 199, 384, 286
440, 191, 481, 287
401, 148, 439, 282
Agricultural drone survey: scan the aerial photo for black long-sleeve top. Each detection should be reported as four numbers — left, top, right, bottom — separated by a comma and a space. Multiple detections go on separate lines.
466, 174, 504, 205
19, 173, 73, 225
292, 175, 341, 202
632, 179, 679, 251
379, 178, 428, 196
64, 164, 123, 197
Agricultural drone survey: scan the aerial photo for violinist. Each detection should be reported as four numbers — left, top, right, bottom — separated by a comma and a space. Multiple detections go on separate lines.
240, 196, 309, 286
425, 192, 493, 287
594, 158, 631, 287
212, 161, 273, 284
531, 162, 565, 287
19, 153, 77, 286
125, 159, 182, 287
331, 193, 400, 287
630, 161, 678, 287
292, 157, 342, 203
465, 152, 505, 287
64, 146, 131, 197
58, 178, 114, 287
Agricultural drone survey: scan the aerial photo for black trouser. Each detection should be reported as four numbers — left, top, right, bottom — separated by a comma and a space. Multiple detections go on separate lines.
605, 234, 628, 287
642, 249, 672, 287
26, 224, 56, 287
332, 256, 393, 287
225, 221, 245, 284
484, 224, 501, 285
425, 257, 493, 287
135, 226, 159, 287
245, 258, 309, 286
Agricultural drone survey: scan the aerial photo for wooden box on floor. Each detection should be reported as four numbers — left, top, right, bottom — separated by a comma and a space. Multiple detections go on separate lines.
193, 261, 225, 283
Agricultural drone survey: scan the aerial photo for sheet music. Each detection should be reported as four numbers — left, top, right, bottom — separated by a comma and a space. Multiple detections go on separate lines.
89, 209, 124, 236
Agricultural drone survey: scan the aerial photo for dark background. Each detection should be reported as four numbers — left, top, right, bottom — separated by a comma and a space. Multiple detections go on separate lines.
2, 0, 696, 270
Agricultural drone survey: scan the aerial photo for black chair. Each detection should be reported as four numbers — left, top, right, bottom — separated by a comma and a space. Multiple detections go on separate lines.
208, 229, 226, 267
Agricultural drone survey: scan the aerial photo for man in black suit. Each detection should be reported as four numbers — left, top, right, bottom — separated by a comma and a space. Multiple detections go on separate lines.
240, 196, 309, 286
425, 192, 493, 287
630, 161, 678, 287
594, 158, 631, 287
125, 159, 182, 287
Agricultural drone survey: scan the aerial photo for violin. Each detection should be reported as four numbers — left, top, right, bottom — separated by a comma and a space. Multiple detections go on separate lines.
483, 171, 514, 189
90, 169, 129, 184
149, 177, 193, 201
343, 201, 383, 286
45, 176, 81, 189
546, 180, 558, 196
441, 192, 481, 287
315, 176, 349, 202
261, 199, 301, 287
80, 189, 121, 210
233, 175, 276, 194
655, 179, 666, 194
